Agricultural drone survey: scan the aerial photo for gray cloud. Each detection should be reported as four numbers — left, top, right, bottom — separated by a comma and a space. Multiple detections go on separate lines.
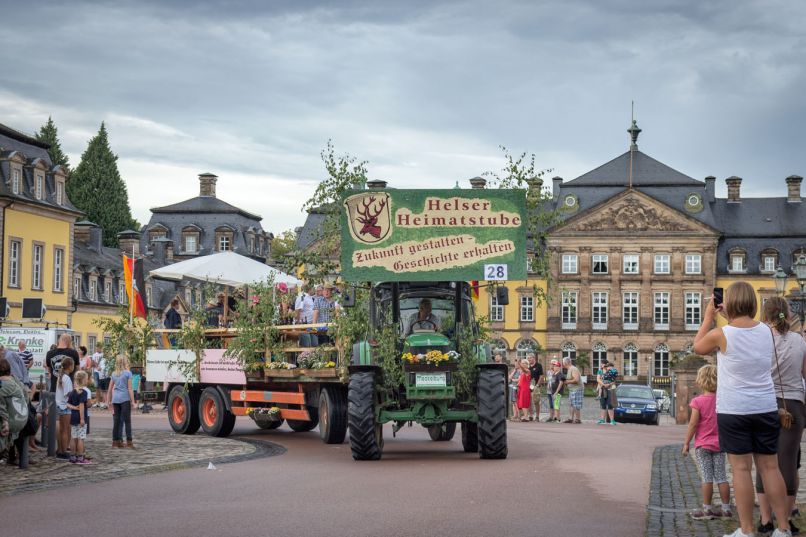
0, 0, 804, 232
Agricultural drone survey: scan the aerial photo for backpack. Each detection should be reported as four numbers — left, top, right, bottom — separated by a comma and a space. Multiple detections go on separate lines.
3, 380, 29, 435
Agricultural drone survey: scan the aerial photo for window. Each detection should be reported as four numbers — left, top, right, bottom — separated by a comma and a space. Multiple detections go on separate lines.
249, 236, 255, 253
516, 340, 538, 361
103, 336, 111, 347
88, 277, 97, 301
561, 291, 577, 329
623, 291, 639, 330
654, 254, 670, 274
149, 231, 166, 242
685, 254, 701, 275
490, 292, 504, 322
592, 291, 608, 330
762, 255, 777, 273
146, 285, 152, 308
592, 254, 609, 274
561, 254, 578, 274
72, 335, 81, 348
105, 281, 112, 302
218, 235, 231, 251
53, 248, 64, 292
8, 240, 21, 288
184, 234, 197, 254
526, 255, 534, 274
88, 335, 96, 354
654, 343, 670, 376
654, 292, 670, 330
623, 254, 639, 274
730, 252, 746, 272
11, 168, 20, 194
592, 342, 607, 372
685, 292, 701, 330
561, 342, 576, 363
185, 287, 193, 307
32, 243, 43, 289
119, 281, 127, 304
74, 277, 81, 299
56, 181, 64, 205
520, 295, 534, 322
35, 174, 43, 200
490, 339, 508, 356
623, 343, 638, 376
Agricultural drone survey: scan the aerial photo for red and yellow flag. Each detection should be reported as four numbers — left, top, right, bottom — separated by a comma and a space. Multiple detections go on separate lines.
122, 254, 147, 318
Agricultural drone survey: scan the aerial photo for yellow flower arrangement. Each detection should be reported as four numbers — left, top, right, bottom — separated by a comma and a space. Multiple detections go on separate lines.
325, 361, 336, 368
425, 350, 449, 365
401, 352, 419, 363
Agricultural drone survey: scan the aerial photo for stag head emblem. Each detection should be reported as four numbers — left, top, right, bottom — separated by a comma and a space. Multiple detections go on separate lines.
344, 192, 392, 244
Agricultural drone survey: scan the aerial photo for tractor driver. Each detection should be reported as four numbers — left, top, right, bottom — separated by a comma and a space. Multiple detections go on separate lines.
407, 298, 440, 335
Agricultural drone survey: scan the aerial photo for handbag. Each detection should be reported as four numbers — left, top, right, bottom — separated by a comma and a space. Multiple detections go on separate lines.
20, 401, 37, 437
770, 326, 793, 430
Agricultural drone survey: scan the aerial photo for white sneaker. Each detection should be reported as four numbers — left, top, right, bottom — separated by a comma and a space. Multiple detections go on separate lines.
723, 529, 755, 537
771, 529, 793, 537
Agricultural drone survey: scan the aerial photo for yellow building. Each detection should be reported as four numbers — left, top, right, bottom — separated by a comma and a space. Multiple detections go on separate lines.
0, 123, 80, 328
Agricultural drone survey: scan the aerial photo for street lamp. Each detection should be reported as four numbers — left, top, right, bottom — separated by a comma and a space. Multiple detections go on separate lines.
774, 265, 788, 295
772, 256, 806, 328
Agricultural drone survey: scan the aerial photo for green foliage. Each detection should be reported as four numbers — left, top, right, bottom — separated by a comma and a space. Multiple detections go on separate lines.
68, 123, 139, 247
224, 280, 286, 371
290, 140, 368, 284
92, 307, 154, 367
270, 229, 298, 268
169, 300, 212, 382
35, 116, 70, 172
376, 323, 403, 399
331, 286, 370, 372
454, 320, 489, 402
484, 146, 560, 306
574, 351, 590, 373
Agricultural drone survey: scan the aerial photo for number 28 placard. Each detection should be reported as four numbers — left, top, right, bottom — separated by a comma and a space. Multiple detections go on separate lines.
484, 264, 508, 281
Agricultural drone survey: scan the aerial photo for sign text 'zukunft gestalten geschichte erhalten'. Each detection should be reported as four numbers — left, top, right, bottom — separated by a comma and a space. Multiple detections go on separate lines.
340, 189, 526, 282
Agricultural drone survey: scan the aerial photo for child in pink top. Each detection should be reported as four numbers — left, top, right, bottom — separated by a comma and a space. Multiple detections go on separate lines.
682, 364, 732, 520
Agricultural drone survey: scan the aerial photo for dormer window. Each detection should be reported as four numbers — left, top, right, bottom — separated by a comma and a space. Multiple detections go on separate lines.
105, 280, 112, 302
56, 180, 64, 205
74, 276, 81, 299
729, 249, 747, 273
249, 235, 255, 253
761, 249, 779, 273
88, 276, 97, 301
35, 174, 44, 200
215, 227, 234, 252
119, 281, 127, 304
184, 234, 197, 254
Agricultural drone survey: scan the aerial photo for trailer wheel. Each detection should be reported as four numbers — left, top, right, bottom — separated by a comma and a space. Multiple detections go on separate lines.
461, 421, 478, 453
427, 422, 456, 441
254, 417, 284, 430
168, 385, 200, 435
287, 416, 318, 432
348, 371, 383, 460
477, 368, 508, 459
199, 387, 234, 437
319, 386, 348, 444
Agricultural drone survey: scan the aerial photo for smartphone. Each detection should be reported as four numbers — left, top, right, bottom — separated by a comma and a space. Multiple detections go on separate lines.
713, 287, 724, 307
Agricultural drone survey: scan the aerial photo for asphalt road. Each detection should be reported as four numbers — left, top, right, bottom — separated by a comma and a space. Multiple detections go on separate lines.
5, 414, 683, 537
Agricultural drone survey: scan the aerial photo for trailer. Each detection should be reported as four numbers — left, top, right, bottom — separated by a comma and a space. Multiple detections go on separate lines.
145, 323, 349, 443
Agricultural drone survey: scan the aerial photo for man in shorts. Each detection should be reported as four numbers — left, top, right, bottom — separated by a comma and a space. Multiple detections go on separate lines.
563, 357, 583, 423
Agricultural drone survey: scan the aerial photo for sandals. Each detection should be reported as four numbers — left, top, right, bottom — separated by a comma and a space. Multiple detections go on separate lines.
573, 419, 582, 424
562, 419, 573, 423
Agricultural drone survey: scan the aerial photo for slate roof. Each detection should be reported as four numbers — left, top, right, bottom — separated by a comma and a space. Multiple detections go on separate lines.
0, 123, 82, 215
295, 207, 328, 251
151, 196, 261, 220
566, 150, 703, 187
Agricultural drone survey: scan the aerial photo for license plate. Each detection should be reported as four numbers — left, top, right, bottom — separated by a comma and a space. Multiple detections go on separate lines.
415, 372, 446, 387
626, 409, 642, 414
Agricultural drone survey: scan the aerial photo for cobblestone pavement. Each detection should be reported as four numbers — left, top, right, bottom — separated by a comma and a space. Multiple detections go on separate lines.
647, 443, 806, 537
0, 429, 284, 496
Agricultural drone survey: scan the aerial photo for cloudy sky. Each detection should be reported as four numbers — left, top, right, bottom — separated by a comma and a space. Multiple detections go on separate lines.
1, 0, 804, 234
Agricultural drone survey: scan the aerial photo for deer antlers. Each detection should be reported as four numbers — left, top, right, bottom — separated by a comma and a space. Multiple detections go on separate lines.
355, 196, 387, 238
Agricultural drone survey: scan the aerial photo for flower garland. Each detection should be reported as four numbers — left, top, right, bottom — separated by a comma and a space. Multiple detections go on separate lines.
246, 406, 282, 417
267, 361, 297, 370
401, 350, 460, 365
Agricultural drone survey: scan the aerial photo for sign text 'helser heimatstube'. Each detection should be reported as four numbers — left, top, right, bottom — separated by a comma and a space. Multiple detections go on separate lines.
341, 188, 526, 282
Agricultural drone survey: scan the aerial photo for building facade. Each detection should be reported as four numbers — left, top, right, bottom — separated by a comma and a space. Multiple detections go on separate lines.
0, 123, 81, 328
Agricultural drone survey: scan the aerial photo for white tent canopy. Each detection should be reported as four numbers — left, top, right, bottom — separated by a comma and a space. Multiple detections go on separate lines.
148, 251, 301, 288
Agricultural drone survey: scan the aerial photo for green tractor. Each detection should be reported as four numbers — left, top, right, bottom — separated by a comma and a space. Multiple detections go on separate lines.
348, 281, 508, 460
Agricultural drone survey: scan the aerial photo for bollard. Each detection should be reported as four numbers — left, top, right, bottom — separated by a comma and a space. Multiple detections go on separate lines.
19, 436, 29, 469
44, 392, 57, 456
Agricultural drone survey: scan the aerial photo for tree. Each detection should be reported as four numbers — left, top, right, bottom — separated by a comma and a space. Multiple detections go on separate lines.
270, 229, 298, 267
68, 123, 138, 247
35, 116, 70, 172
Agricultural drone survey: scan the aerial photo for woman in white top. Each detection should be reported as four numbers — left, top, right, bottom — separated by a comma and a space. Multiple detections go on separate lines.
756, 297, 806, 534
694, 281, 790, 537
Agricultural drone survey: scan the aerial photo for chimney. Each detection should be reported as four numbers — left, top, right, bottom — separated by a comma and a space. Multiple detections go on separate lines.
552, 177, 563, 201
150, 238, 168, 265
469, 176, 486, 189
366, 180, 387, 190
787, 175, 803, 203
89, 226, 104, 251
74, 220, 94, 246
117, 230, 140, 256
726, 176, 742, 203
705, 176, 716, 203
199, 173, 218, 197
526, 177, 543, 193
166, 240, 174, 261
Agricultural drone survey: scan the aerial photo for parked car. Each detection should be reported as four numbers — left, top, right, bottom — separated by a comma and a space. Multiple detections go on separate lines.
652, 389, 671, 413
614, 384, 659, 425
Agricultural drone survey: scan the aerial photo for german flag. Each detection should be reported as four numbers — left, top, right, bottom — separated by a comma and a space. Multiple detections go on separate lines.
122, 254, 147, 318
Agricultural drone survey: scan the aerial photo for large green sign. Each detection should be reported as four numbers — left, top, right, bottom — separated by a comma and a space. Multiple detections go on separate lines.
340, 188, 527, 282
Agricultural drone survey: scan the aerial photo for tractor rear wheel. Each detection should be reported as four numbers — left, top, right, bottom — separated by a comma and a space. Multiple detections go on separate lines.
477, 368, 508, 459
319, 386, 348, 444
168, 385, 200, 435
428, 422, 456, 441
461, 421, 478, 453
348, 371, 383, 460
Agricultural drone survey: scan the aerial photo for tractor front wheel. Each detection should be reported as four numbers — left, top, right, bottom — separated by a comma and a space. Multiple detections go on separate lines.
428, 422, 456, 441
348, 371, 383, 460
477, 368, 508, 459
461, 421, 478, 453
